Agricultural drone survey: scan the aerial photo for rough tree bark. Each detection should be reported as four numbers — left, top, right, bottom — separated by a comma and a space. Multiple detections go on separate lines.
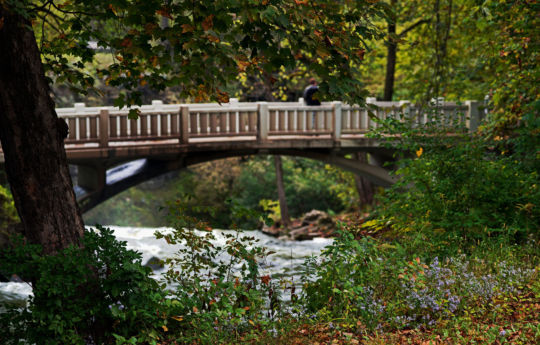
0, 8, 85, 254
383, 19, 397, 102
353, 152, 374, 206
273, 155, 290, 227
383, 0, 430, 101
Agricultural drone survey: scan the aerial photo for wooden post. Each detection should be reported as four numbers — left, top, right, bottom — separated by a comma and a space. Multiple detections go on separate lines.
180, 106, 189, 144
399, 100, 411, 122
99, 109, 109, 148
366, 97, 377, 129
257, 102, 269, 142
332, 101, 342, 140
466, 100, 480, 131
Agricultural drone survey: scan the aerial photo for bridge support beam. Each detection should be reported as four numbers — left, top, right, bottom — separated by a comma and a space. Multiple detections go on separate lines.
78, 164, 106, 192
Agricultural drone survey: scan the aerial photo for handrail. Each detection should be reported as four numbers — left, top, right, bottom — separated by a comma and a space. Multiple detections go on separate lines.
0, 99, 484, 154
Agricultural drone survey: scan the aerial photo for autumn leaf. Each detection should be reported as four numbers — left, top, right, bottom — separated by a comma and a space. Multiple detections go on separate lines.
108, 4, 117, 15
193, 306, 199, 313
156, 7, 173, 19
120, 37, 132, 48
171, 315, 183, 322
181, 24, 194, 33
416, 147, 423, 157
162, 325, 168, 332
216, 90, 230, 103
260, 275, 271, 285
202, 15, 214, 31
237, 59, 250, 72
207, 34, 220, 43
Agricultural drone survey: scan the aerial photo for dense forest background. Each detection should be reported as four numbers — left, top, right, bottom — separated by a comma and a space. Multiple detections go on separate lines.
78, 0, 538, 228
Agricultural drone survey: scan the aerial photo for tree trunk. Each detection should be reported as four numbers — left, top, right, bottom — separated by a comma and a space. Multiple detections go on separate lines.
273, 155, 290, 227
0, 8, 85, 254
383, 19, 397, 101
353, 152, 374, 207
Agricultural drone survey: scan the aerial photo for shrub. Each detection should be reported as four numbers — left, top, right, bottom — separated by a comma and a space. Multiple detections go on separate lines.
153, 200, 282, 344
0, 226, 165, 345
367, 107, 539, 255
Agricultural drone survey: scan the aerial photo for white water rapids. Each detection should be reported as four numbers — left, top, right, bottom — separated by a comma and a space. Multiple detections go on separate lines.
0, 226, 333, 306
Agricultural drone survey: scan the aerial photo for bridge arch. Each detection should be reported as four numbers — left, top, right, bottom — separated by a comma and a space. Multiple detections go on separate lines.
76, 147, 397, 212
1, 99, 478, 212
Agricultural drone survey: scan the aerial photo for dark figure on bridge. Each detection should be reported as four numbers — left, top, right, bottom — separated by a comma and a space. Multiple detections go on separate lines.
303, 78, 321, 129
303, 78, 321, 106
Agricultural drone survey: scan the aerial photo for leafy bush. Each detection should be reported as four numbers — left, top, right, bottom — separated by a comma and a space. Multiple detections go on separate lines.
152, 200, 283, 344
299, 227, 539, 333
367, 107, 539, 255
0, 226, 165, 345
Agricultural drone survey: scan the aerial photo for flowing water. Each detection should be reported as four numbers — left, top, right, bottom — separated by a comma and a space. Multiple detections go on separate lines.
0, 226, 333, 306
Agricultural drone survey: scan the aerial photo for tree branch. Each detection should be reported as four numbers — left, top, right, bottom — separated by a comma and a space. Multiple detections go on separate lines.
398, 18, 431, 38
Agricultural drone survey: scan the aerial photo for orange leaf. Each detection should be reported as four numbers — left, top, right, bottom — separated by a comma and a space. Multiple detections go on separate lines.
260, 275, 271, 285
156, 7, 173, 19
181, 24, 194, 33
202, 15, 214, 31
416, 147, 423, 157
237, 59, 250, 72
108, 4, 117, 15
207, 35, 220, 43
162, 325, 168, 332
171, 315, 183, 322
193, 306, 198, 313
216, 90, 229, 103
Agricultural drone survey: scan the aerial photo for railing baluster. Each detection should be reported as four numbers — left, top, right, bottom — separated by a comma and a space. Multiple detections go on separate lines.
220, 112, 227, 134
161, 113, 168, 136
99, 110, 109, 147
180, 106, 189, 144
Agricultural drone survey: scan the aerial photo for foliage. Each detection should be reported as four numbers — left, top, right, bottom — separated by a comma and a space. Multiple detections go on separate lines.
0, 184, 18, 229
9, 0, 390, 113
0, 226, 165, 344
234, 156, 347, 222
86, 156, 352, 229
366, 106, 539, 255
152, 200, 283, 344
299, 225, 539, 337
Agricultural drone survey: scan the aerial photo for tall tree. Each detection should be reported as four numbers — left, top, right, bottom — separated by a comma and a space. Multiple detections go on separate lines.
353, 152, 374, 206
382, 0, 430, 101
273, 155, 290, 227
0, 7, 84, 254
0, 0, 387, 253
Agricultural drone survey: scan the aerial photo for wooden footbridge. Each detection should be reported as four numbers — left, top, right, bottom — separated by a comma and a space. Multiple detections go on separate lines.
0, 98, 482, 211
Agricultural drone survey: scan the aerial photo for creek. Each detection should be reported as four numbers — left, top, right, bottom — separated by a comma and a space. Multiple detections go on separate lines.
0, 225, 333, 306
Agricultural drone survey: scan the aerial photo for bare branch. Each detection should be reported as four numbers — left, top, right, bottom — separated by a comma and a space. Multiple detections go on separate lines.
398, 18, 431, 37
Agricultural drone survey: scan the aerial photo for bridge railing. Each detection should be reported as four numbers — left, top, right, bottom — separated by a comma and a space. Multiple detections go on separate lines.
0, 99, 485, 154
